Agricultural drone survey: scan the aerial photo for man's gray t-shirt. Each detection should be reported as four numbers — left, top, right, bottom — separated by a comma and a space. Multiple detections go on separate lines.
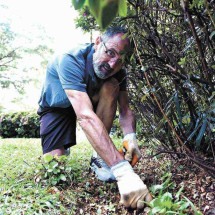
38, 43, 127, 109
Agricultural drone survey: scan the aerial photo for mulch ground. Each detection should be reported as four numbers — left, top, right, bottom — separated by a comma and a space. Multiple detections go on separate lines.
65, 147, 215, 215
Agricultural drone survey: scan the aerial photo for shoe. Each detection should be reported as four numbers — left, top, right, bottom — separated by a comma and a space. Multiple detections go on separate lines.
90, 152, 116, 182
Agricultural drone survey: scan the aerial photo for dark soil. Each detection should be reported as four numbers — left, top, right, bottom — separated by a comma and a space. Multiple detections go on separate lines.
63, 147, 215, 215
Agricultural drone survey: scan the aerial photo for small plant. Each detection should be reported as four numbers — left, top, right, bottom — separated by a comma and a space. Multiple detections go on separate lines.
34, 154, 75, 187
148, 173, 203, 215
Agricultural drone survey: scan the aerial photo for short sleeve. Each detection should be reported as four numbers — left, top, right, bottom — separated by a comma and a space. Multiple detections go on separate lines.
57, 53, 87, 92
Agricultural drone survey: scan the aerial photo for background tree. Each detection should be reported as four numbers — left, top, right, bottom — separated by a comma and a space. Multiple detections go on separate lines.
72, 0, 215, 177
0, 4, 54, 112
0, 21, 20, 89
0, 22, 18, 71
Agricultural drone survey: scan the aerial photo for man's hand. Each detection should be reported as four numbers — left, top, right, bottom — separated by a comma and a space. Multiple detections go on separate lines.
119, 133, 141, 167
111, 161, 152, 209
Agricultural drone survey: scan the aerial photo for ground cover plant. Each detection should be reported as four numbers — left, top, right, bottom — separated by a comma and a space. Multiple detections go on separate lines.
1, 138, 214, 214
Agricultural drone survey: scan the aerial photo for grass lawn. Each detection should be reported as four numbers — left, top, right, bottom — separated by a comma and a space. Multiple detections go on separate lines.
0, 138, 205, 215
0, 138, 91, 214
0, 137, 123, 215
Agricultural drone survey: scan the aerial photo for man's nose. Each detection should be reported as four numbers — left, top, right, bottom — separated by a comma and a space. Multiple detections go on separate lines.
108, 57, 122, 68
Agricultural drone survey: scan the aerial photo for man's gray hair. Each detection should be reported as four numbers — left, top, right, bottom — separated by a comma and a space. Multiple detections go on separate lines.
101, 26, 128, 42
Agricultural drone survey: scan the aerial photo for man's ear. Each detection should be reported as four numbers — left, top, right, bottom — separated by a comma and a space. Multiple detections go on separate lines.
94, 36, 102, 51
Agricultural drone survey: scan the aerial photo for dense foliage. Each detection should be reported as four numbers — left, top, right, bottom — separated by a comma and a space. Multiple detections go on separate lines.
73, 0, 215, 177
0, 111, 40, 138
72, 0, 127, 29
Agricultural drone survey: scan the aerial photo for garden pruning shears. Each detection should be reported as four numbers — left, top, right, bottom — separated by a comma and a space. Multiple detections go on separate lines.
118, 140, 139, 167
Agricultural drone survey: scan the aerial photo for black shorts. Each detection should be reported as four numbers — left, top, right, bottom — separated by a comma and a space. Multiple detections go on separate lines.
37, 106, 77, 154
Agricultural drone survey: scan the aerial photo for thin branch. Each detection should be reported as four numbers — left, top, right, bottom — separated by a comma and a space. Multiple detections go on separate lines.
182, 0, 211, 85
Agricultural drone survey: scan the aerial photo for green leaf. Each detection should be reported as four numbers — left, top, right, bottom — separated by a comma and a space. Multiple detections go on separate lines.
162, 199, 173, 209
179, 201, 190, 210
174, 92, 183, 128
209, 31, 215, 40
159, 208, 167, 213
182, 115, 190, 124
45, 201, 54, 208
88, 0, 101, 18
183, 196, 203, 215
59, 174, 67, 181
72, 0, 86, 10
51, 179, 58, 185
141, 95, 148, 102
43, 154, 53, 163
161, 172, 172, 180
165, 211, 180, 214
195, 114, 207, 147
118, 0, 127, 17
53, 168, 60, 174
65, 166, 72, 172
186, 116, 201, 141
175, 185, 184, 200
170, 202, 180, 211
178, 57, 186, 66
59, 165, 65, 170
99, 0, 119, 29
50, 161, 58, 169
151, 206, 162, 214
161, 192, 173, 202
151, 184, 163, 194
47, 168, 53, 172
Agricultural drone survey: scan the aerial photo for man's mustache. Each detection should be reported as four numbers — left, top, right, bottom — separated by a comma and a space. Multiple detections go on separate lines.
100, 62, 113, 73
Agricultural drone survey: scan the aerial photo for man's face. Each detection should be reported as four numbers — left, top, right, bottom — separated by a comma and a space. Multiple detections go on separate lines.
93, 33, 130, 79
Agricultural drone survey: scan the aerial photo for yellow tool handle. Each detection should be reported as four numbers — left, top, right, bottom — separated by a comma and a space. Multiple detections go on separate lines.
118, 140, 139, 167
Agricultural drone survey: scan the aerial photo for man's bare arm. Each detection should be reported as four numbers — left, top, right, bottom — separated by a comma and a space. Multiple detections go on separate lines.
65, 89, 124, 167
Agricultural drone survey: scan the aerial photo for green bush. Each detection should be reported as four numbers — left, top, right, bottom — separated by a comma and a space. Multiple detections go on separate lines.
34, 154, 76, 187
74, 0, 215, 176
0, 111, 40, 138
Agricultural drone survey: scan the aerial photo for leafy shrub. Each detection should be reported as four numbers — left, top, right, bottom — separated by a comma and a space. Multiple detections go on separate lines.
74, 0, 215, 177
148, 173, 202, 215
34, 154, 76, 187
0, 111, 40, 138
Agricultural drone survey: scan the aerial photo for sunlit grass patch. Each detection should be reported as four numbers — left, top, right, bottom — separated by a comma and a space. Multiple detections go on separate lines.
0, 138, 94, 214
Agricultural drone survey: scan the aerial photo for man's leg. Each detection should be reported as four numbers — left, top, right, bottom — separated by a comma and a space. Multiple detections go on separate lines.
94, 77, 119, 132
44, 148, 65, 156
90, 78, 119, 182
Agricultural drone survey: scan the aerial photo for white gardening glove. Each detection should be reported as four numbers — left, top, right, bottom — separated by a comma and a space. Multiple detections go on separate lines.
111, 161, 152, 209
119, 133, 142, 167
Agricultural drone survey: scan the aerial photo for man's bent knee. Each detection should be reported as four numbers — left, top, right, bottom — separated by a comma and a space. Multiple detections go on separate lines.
92, 77, 120, 107
100, 77, 120, 99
